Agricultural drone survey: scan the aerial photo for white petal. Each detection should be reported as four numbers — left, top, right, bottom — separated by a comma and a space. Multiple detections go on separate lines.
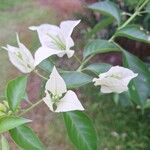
43, 90, 54, 111
4, 44, 34, 73
93, 66, 138, 94
56, 51, 66, 57
108, 66, 137, 78
45, 66, 67, 96
106, 66, 138, 88
55, 50, 74, 58
55, 90, 84, 112
29, 24, 60, 48
2, 34, 35, 73
34, 47, 62, 66
100, 86, 114, 93
93, 78, 102, 86
97, 76, 129, 93
16, 34, 34, 61
29, 26, 38, 30
122, 73, 138, 85
16, 34, 35, 68
66, 50, 74, 58
65, 37, 74, 50
101, 78, 128, 93
8, 48, 30, 73
60, 20, 80, 50
3, 44, 18, 53
60, 20, 80, 38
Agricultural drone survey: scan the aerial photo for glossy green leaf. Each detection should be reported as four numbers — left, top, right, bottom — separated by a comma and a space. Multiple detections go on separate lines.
6, 76, 27, 111
118, 92, 133, 107
88, 1, 121, 25
115, 25, 150, 44
0, 116, 31, 134
63, 111, 97, 150
145, 2, 150, 13
87, 17, 113, 38
9, 125, 45, 150
62, 71, 93, 89
1, 135, 9, 150
39, 59, 54, 73
123, 50, 150, 107
84, 63, 112, 75
83, 39, 120, 59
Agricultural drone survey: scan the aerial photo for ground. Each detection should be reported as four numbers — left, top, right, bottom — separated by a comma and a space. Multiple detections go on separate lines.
1, 0, 150, 150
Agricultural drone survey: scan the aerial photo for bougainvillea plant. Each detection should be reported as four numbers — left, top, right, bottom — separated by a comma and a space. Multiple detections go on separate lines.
1, 0, 150, 149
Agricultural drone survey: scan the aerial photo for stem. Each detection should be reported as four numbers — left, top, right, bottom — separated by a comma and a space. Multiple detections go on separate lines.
77, 0, 150, 71
77, 55, 94, 71
135, 0, 145, 11
118, 12, 138, 30
19, 99, 43, 116
108, 35, 116, 42
118, 0, 150, 30
26, 100, 33, 105
140, 10, 149, 14
74, 54, 82, 64
34, 70, 48, 80
122, 12, 132, 17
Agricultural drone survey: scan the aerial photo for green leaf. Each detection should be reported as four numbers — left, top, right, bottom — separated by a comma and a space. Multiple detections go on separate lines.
84, 63, 112, 75
39, 59, 54, 73
88, 1, 121, 25
145, 2, 150, 13
9, 125, 45, 150
6, 76, 27, 111
86, 17, 113, 38
118, 92, 133, 107
62, 71, 93, 89
1, 135, 9, 150
63, 111, 97, 150
0, 116, 31, 134
123, 50, 150, 107
115, 25, 150, 44
83, 39, 120, 59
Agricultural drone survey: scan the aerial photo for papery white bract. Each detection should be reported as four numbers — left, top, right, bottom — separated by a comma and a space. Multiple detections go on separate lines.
2, 34, 35, 73
43, 66, 84, 112
93, 66, 138, 93
45, 66, 67, 96
29, 20, 80, 66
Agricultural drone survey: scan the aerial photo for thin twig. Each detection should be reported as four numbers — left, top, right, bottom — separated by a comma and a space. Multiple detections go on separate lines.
74, 54, 82, 64
34, 70, 48, 80
19, 99, 43, 116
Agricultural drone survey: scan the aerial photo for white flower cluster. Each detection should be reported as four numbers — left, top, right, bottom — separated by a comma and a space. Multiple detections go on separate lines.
3, 20, 80, 73
93, 66, 138, 93
2, 20, 138, 112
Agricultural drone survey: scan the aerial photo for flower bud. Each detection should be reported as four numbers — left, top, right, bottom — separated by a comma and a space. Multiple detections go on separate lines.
0, 111, 5, 117
0, 103, 7, 112
3, 101, 9, 108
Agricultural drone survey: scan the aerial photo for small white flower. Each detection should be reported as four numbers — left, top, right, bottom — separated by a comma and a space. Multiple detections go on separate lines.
111, 131, 119, 138
148, 36, 150, 41
93, 66, 138, 93
29, 20, 80, 66
2, 34, 35, 73
140, 26, 144, 31
43, 66, 84, 112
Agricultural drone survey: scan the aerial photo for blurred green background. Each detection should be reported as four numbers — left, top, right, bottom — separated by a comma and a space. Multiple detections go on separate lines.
1, 0, 150, 149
